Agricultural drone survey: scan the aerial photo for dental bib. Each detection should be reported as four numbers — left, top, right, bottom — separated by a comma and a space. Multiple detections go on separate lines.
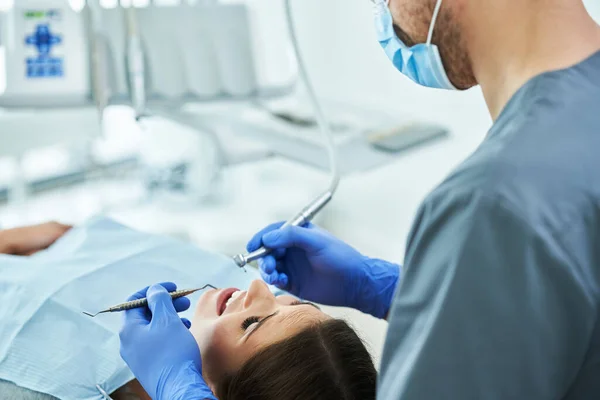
0, 217, 258, 400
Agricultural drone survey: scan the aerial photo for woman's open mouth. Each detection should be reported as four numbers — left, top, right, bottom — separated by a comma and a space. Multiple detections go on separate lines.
216, 288, 240, 316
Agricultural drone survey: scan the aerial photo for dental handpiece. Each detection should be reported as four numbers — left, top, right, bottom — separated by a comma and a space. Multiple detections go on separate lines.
83, 284, 217, 318
233, 0, 340, 269
232, 191, 333, 268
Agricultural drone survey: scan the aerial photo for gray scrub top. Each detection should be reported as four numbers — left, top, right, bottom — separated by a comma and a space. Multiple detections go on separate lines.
379, 50, 600, 399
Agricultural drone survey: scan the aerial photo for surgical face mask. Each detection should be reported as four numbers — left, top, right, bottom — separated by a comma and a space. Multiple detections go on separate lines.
373, 0, 457, 90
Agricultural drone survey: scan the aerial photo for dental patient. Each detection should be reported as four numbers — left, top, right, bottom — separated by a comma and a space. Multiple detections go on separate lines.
0, 219, 376, 400
193, 279, 376, 399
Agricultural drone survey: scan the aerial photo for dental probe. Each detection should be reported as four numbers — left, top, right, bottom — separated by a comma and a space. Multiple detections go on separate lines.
83, 284, 217, 317
233, 0, 340, 269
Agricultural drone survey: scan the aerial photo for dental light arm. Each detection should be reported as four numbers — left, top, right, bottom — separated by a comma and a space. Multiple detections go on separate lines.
233, 0, 340, 268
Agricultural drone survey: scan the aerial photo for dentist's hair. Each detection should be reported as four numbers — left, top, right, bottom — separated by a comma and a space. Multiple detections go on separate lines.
215, 319, 377, 400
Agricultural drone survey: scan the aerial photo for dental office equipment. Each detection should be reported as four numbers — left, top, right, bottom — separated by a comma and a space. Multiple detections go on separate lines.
233, 0, 340, 268
0, 1, 102, 155
0, 0, 296, 113
87, 1, 115, 124
0, 0, 297, 199
0, 0, 450, 206
124, 6, 146, 121
83, 284, 217, 317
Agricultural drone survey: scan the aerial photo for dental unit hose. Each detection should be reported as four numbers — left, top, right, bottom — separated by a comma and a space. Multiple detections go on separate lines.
125, 7, 147, 120
87, 0, 112, 129
233, 0, 340, 268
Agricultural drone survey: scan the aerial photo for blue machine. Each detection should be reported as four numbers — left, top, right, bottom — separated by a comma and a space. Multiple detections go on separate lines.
25, 23, 64, 78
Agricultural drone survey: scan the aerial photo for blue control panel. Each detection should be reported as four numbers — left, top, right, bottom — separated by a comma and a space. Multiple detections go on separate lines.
24, 11, 64, 79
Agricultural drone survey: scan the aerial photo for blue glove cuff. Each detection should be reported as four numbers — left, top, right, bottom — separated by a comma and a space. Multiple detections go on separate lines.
161, 362, 217, 400
357, 258, 400, 319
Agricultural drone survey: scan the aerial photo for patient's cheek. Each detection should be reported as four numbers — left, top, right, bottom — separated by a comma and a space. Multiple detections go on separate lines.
198, 323, 236, 383
191, 320, 231, 357
205, 323, 231, 353
191, 319, 214, 349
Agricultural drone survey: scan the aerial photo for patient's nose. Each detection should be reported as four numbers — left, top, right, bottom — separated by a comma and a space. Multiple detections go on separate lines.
244, 280, 274, 308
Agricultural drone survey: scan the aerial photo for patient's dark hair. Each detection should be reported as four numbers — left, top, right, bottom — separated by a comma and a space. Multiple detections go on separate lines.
215, 319, 376, 400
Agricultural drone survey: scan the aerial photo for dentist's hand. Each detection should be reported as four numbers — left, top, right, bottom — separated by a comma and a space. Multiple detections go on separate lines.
248, 222, 400, 319
119, 283, 216, 400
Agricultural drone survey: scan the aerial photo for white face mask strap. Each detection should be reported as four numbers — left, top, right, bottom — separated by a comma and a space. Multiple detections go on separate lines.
427, 0, 444, 45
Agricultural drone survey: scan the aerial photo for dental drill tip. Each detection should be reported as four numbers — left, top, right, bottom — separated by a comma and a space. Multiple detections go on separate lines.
233, 254, 247, 268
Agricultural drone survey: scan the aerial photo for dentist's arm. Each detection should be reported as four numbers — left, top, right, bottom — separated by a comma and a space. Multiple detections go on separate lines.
247, 222, 400, 319
119, 283, 216, 400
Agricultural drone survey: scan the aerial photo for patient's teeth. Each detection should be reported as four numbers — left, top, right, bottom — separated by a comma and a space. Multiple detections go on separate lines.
224, 290, 246, 312
225, 291, 241, 309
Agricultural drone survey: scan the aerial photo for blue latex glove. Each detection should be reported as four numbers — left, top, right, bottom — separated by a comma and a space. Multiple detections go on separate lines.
247, 222, 400, 319
119, 283, 216, 400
